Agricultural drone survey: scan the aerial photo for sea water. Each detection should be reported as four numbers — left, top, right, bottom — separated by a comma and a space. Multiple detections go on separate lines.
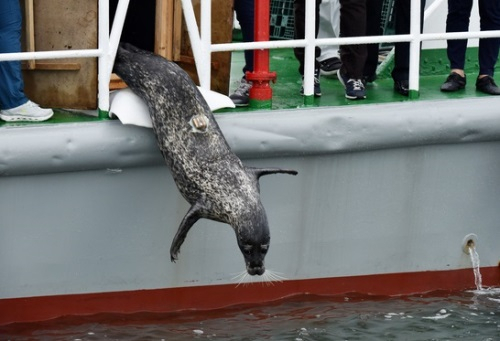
1, 289, 499, 340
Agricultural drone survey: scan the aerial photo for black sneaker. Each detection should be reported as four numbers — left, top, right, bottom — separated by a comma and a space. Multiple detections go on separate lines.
440, 72, 466, 92
319, 57, 342, 76
393, 80, 409, 96
476, 75, 500, 95
300, 68, 322, 97
337, 69, 366, 100
229, 77, 252, 106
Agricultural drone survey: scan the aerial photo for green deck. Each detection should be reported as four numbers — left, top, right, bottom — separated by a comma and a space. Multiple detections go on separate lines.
0, 46, 496, 127
224, 46, 496, 113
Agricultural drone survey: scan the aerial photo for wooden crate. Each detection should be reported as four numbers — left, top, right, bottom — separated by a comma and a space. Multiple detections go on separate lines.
21, 0, 98, 109
175, 0, 233, 95
20, 0, 233, 109
111, 0, 233, 96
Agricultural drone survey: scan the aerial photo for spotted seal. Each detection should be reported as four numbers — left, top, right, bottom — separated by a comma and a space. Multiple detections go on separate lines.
113, 44, 297, 276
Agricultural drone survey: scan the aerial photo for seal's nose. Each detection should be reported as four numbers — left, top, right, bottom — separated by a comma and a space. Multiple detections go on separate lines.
247, 265, 265, 276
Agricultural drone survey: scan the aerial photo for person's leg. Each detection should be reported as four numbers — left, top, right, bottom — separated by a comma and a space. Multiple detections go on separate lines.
0, 0, 28, 110
317, 0, 342, 75
338, 0, 367, 79
0, 0, 53, 121
439, 0, 471, 92
338, 0, 367, 99
234, 0, 254, 74
363, 0, 383, 81
318, 0, 340, 61
391, 0, 426, 82
477, 0, 500, 77
445, 0, 472, 73
475, 0, 500, 95
294, 0, 322, 96
294, 0, 321, 76
230, 0, 255, 106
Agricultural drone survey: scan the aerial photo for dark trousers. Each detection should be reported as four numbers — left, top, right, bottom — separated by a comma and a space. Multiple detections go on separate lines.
446, 0, 500, 76
0, 0, 27, 110
294, 0, 322, 75
234, 0, 255, 75
363, 0, 426, 81
391, 0, 426, 81
363, 0, 384, 78
339, 0, 367, 79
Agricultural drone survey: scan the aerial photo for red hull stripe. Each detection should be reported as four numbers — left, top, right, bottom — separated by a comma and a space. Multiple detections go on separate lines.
1, 267, 499, 326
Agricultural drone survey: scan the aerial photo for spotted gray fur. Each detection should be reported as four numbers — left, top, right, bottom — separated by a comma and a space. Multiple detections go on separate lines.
113, 44, 297, 276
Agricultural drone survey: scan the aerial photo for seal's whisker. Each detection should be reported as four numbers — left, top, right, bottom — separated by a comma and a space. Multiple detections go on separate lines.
231, 270, 247, 281
232, 270, 250, 287
260, 272, 276, 286
263, 269, 287, 284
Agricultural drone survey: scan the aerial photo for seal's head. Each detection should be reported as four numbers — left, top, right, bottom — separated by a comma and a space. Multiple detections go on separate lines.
234, 207, 271, 276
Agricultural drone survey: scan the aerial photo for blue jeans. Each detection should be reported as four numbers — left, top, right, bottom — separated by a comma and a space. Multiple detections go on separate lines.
234, 0, 254, 76
0, 0, 28, 110
446, 0, 500, 76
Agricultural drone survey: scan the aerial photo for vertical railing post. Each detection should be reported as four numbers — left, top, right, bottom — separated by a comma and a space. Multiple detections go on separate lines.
302, 0, 316, 105
408, 0, 422, 99
181, 0, 210, 89
98, 0, 110, 118
199, 0, 211, 89
108, 0, 130, 76
246, 0, 276, 109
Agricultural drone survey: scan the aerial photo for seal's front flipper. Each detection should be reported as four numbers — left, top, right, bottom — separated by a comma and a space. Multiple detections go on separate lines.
170, 203, 204, 262
247, 167, 298, 180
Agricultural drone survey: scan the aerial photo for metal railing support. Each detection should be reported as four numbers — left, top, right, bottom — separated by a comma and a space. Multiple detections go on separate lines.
108, 0, 130, 77
200, 0, 211, 89
179, 0, 211, 89
246, 0, 276, 108
97, 0, 111, 118
408, 0, 423, 98
303, 0, 317, 104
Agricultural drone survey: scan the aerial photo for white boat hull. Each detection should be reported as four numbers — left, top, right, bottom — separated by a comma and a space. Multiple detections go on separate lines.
1, 98, 500, 324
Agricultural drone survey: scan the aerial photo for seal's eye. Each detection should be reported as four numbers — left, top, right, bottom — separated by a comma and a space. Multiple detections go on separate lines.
243, 245, 253, 255
260, 244, 269, 254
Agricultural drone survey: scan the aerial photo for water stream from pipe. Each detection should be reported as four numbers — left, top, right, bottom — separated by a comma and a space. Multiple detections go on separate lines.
468, 246, 483, 291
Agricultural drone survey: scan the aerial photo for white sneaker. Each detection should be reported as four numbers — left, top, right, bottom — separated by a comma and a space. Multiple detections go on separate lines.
0, 100, 54, 122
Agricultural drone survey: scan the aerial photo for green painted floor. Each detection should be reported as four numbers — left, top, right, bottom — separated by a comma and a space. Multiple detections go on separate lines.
222, 47, 497, 114
1, 46, 496, 127
0, 108, 99, 127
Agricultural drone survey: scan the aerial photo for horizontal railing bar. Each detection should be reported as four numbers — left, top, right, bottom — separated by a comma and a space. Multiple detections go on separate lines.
419, 30, 500, 41
1, 30, 499, 63
0, 49, 102, 62
211, 30, 500, 52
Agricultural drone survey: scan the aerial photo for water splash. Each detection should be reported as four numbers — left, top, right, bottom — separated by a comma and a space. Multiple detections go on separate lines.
468, 246, 483, 291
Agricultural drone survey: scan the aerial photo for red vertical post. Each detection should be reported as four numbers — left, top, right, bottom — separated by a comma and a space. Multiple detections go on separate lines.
245, 0, 276, 108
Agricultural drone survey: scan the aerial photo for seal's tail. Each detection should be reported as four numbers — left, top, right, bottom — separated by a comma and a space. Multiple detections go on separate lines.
113, 43, 156, 74
119, 42, 154, 55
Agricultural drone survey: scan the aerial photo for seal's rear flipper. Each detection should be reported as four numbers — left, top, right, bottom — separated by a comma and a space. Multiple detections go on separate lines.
170, 203, 204, 262
247, 167, 298, 180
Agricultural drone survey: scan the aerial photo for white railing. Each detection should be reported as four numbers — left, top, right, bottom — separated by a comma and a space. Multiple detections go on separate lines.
0, 0, 130, 117
189, 0, 500, 98
1, 0, 500, 113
